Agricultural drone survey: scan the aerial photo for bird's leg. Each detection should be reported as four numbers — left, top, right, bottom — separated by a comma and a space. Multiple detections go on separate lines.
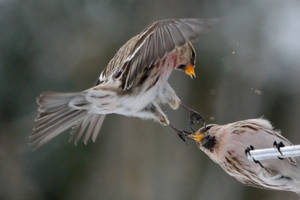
158, 83, 181, 110
143, 103, 191, 142
141, 103, 170, 126
157, 84, 205, 131
142, 103, 198, 142
273, 141, 285, 160
245, 145, 265, 168
180, 102, 206, 132
139, 103, 191, 142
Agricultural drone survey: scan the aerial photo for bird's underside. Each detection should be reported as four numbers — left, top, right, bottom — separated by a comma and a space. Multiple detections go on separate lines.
85, 50, 183, 124
31, 18, 219, 149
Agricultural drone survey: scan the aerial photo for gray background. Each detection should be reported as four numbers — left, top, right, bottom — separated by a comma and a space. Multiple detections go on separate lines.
1, 0, 300, 199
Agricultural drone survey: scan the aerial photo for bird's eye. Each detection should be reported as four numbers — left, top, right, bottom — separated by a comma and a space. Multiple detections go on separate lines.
191, 50, 195, 65
178, 64, 186, 70
205, 125, 214, 132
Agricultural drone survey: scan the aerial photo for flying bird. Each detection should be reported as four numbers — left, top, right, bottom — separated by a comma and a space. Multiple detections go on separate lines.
188, 119, 300, 195
30, 18, 219, 149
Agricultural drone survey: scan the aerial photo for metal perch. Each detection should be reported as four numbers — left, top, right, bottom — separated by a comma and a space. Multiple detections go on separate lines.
247, 145, 300, 161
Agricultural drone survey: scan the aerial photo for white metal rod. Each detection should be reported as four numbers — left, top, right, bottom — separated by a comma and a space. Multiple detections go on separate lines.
249, 151, 300, 161
247, 145, 300, 161
250, 145, 300, 155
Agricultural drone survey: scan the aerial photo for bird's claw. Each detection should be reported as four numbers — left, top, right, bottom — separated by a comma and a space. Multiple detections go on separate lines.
169, 124, 191, 142
189, 111, 206, 132
178, 130, 192, 142
273, 141, 285, 160
177, 131, 186, 142
245, 145, 265, 168
245, 145, 254, 157
180, 103, 206, 132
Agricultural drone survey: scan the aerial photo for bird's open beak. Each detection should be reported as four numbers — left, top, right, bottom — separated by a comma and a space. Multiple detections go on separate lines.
185, 64, 196, 79
188, 132, 205, 143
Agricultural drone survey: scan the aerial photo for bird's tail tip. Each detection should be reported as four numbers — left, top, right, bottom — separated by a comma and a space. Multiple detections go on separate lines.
30, 92, 87, 150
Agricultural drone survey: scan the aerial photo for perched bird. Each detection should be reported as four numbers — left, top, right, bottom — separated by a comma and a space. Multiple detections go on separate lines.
30, 18, 219, 149
188, 118, 300, 195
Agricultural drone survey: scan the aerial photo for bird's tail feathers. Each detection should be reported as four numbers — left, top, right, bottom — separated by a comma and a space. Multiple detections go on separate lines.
30, 92, 105, 150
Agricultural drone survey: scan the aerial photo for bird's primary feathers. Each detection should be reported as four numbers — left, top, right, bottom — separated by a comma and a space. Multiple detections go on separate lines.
30, 18, 219, 149
189, 119, 300, 195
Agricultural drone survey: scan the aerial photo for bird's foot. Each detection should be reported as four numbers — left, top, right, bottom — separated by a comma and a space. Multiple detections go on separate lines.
178, 130, 192, 142
245, 145, 265, 168
159, 116, 170, 126
190, 111, 206, 131
169, 124, 191, 142
273, 141, 285, 160
180, 103, 206, 132
168, 97, 180, 110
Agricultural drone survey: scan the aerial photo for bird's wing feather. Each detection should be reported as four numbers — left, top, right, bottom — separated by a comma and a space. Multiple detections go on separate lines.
107, 18, 220, 90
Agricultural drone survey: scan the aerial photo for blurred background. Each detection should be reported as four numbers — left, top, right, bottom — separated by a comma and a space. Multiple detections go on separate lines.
1, 0, 300, 199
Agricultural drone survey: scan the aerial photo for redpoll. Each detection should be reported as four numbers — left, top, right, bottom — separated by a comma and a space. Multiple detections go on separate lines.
189, 119, 300, 195
30, 18, 219, 149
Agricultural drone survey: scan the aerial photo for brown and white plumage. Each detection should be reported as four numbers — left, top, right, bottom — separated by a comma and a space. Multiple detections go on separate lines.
30, 18, 219, 149
100, 18, 218, 89
189, 119, 300, 195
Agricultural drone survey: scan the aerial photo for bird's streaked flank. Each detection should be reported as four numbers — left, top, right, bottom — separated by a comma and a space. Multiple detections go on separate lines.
30, 18, 219, 149
188, 119, 300, 195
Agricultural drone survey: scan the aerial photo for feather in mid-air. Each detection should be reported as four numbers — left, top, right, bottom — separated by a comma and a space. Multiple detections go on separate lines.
30, 18, 219, 149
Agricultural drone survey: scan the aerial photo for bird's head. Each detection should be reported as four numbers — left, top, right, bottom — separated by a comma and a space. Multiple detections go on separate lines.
175, 43, 196, 79
189, 124, 217, 151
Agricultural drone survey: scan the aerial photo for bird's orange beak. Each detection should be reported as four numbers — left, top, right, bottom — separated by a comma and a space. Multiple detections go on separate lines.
185, 64, 196, 79
188, 132, 205, 143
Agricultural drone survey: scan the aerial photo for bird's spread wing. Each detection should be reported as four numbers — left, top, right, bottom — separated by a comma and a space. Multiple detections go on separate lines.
102, 18, 220, 90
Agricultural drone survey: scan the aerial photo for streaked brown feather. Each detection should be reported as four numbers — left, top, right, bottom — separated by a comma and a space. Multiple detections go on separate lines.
101, 18, 220, 90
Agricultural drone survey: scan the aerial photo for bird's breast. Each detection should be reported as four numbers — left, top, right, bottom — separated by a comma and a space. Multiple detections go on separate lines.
158, 52, 178, 81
